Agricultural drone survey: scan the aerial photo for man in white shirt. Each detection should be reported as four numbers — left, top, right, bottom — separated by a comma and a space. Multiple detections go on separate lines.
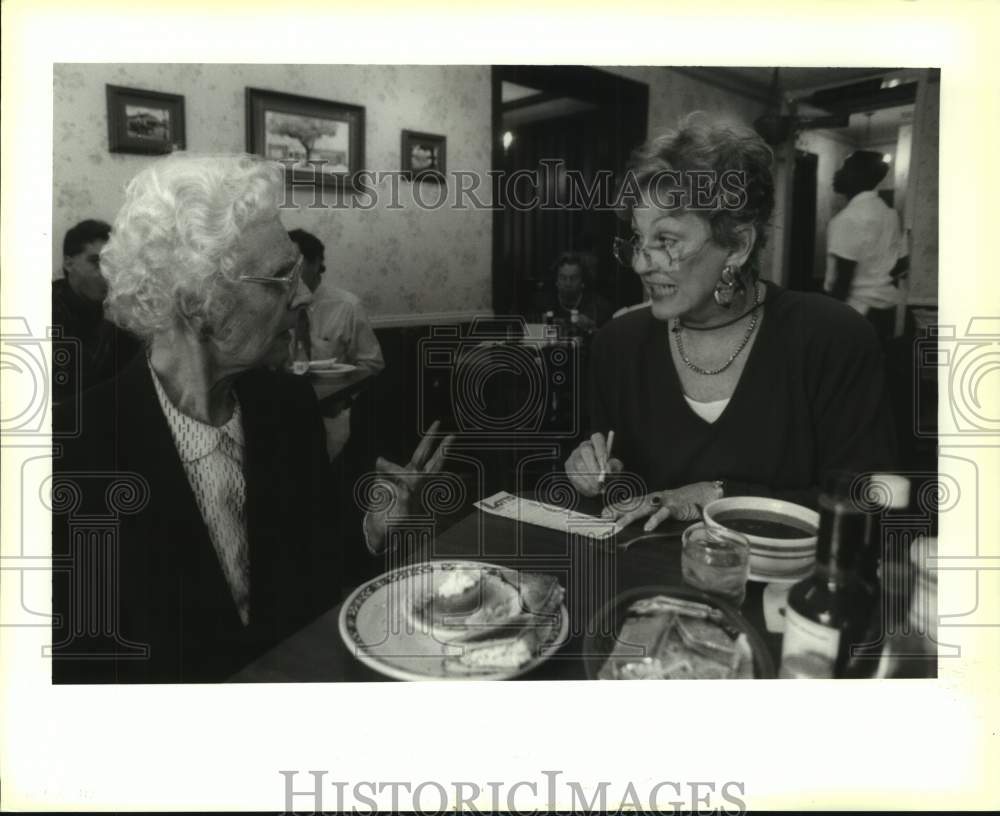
824, 150, 909, 343
289, 229, 385, 459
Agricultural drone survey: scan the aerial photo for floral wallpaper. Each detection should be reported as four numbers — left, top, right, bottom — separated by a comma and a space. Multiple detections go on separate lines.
53, 64, 767, 320
52, 64, 494, 321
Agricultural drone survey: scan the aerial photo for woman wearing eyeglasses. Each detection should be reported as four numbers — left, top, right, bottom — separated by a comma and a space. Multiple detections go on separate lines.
565, 114, 896, 530
51, 154, 451, 682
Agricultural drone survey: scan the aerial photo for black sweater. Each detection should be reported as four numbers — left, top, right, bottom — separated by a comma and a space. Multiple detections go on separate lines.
589, 282, 897, 509
51, 356, 364, 683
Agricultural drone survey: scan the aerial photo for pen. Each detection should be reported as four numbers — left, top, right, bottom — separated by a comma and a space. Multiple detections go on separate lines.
597, 429, 615, 488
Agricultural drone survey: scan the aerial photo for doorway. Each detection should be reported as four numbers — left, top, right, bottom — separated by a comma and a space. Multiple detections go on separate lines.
787, 150, 819, 292
491, 66, 648, 317
785, 72, 918, 293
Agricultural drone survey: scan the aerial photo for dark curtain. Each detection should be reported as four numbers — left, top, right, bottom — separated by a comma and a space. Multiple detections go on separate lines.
498, 109, 645, 318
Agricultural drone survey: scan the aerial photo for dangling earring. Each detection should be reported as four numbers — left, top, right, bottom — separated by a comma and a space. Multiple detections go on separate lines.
713, 265, 740, 308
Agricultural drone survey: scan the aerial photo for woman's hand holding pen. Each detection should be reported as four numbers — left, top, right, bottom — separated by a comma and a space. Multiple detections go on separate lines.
565, 430, 725, 530
565, 431, 624, 497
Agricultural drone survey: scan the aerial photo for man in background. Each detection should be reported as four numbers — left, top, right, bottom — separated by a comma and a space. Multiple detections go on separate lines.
531, 250, 613, 336
52, 219, 141, 404
824, 151, 909, 344
288, 228, 384, 459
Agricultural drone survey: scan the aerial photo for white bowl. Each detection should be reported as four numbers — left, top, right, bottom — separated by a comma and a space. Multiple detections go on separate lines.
703, 496, 819, 576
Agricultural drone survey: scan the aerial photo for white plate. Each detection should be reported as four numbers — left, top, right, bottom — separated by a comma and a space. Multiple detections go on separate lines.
748, 563, 814, 584
309, 363, 359, 377
338, 560, 569, 681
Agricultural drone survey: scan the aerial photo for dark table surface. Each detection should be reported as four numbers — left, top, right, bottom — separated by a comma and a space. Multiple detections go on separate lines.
232, 499, 784, 682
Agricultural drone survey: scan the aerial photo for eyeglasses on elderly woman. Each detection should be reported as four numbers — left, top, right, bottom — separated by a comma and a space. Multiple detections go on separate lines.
237, 253, 304, 299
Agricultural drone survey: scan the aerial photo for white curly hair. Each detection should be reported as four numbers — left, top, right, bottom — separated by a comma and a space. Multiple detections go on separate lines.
101, 153, 285, 340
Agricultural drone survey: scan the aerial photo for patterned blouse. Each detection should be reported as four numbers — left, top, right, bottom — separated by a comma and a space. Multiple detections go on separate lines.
148, 361, 250, 625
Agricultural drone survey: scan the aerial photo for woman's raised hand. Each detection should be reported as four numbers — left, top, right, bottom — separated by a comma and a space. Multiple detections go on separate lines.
364, 420, 454, 552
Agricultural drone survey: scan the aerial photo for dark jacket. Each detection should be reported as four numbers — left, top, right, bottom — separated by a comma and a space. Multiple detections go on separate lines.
51, 355, 360, 683
51, 278, 141, 405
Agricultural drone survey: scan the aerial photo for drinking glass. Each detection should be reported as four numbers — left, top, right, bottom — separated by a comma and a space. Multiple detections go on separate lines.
681, 522, 751, 607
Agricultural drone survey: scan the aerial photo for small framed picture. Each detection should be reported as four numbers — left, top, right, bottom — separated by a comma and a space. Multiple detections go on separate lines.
401, 130, 446, 182
106, 85, 186, 155
246, 87, 365, 190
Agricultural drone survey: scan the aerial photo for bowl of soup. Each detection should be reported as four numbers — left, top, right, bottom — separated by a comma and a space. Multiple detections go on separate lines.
703, 497, 819, 577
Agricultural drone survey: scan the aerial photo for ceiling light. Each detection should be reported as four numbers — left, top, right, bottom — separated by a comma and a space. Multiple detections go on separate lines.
502, 131, 514, 150
883, 153, 892, 164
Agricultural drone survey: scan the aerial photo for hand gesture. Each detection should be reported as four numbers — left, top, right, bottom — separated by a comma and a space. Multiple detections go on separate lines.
364, 420, 454, 552
564, 432, 624, 497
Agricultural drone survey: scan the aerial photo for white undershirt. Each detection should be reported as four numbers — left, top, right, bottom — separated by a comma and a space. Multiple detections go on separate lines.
683, 395, 730, 424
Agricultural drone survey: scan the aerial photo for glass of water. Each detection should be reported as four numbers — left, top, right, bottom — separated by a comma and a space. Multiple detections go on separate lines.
681, 522, 751, 607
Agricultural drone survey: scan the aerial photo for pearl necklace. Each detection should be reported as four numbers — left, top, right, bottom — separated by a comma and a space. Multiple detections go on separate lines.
673, 284, 761, 376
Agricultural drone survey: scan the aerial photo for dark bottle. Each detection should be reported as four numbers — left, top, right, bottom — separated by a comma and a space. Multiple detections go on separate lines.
780, 474, 876, 678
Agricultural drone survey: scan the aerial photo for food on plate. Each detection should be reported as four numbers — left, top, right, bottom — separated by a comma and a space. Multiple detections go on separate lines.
598, 594, 754, 680
411, 568, 562, 636
407, 566, 565, 673
444, 636, 536, 675
629, 594, 726, 622
430, 570, 483, 619
306, 357, 341, 371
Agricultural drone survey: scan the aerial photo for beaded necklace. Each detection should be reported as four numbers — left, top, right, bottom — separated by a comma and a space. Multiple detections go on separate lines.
673, 284, 762, 376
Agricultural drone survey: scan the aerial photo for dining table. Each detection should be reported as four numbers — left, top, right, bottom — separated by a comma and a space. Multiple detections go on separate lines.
231, 495, 785, 682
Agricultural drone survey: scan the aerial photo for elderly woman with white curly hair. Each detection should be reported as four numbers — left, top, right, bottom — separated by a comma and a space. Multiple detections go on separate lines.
51, 153, 450, 683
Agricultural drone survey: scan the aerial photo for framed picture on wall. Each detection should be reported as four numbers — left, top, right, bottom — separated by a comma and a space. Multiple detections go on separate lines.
401, 129, 446, 182
246, 87, 365, 190
106, 85, 186, 154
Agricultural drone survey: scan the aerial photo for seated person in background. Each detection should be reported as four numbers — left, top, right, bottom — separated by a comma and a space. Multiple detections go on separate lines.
51, 219, 141, 404
52, 155, 451, 683
288, 228, 385, 459
531, 251, 614, 336
823, 150, 909, 345
565, 113, 896, 529
287, 228, 385, 374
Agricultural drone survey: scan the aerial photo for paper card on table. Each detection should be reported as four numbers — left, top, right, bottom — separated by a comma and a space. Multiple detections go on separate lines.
474, 491, 624, 540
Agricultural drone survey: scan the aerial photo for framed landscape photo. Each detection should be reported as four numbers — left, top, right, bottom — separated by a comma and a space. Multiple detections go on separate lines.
401, 129, 446, 182
246, 87, 365, 190
106, 85, 186, 154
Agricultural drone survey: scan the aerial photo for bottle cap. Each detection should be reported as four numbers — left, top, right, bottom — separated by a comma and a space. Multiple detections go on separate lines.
871, 473, 911, 509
